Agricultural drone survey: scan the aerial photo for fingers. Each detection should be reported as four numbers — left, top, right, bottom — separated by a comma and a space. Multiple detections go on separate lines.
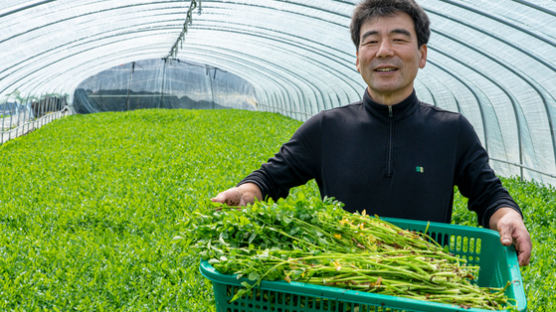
492, 208, 532, 266
497, 216, 532, 266
212, 183, 261, 207
516, 244, 531, 266
211, 188, 242, 206
210, 191, 229, 204
210, 193, 223, 202
514, 228, 532, 266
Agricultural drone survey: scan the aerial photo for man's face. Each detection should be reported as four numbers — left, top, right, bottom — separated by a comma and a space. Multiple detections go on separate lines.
356, 12, 427, 104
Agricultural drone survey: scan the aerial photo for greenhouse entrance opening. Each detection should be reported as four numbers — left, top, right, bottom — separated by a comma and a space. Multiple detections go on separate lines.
73, 58, 257, 114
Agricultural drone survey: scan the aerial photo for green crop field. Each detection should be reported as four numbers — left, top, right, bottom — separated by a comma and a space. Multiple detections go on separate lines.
0, 109, 554, 311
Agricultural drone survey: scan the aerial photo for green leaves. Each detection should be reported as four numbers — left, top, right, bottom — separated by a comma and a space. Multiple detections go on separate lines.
0, 108, 553, 311
0, 109, 303, 311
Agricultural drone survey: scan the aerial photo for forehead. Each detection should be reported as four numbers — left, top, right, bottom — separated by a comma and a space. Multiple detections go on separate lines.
360, 12, 416, 36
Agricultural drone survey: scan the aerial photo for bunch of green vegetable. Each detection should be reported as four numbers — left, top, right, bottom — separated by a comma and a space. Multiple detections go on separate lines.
186, 196, 512, 310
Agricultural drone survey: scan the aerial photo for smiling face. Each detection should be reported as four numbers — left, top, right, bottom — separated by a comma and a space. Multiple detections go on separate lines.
356, 12, 427, 105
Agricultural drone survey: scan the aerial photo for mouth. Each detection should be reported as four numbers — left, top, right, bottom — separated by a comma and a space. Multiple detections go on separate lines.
374, 66, 398, 72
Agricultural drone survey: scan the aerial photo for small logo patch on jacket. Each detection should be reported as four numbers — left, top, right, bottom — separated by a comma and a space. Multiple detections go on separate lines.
416, 166, 424, 173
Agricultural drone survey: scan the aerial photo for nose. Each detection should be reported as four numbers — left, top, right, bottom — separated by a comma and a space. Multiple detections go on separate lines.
376, 39, 394, 58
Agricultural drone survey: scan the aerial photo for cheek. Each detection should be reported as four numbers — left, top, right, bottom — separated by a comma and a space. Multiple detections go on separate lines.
406, 55, 423, 73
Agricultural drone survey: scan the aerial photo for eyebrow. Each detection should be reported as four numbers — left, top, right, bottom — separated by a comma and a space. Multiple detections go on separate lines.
361, 28, 412, 41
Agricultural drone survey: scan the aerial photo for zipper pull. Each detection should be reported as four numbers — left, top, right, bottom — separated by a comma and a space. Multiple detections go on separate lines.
388, 105, 393, 118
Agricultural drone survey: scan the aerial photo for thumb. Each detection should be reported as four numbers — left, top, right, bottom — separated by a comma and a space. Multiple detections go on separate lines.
211, 192, 227, 203
498, 224, 513, 246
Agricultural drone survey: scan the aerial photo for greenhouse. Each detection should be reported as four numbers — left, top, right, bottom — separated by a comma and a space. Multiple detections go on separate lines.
0, 0, 554, 311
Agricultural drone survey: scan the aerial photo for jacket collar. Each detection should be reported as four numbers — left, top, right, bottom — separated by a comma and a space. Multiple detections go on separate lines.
363, 89, 419, 121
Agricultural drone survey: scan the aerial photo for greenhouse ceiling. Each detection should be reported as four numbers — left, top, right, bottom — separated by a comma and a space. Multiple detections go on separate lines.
0, 0, 555, 184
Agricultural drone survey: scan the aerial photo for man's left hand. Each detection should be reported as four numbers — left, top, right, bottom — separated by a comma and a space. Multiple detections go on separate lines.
489, 207, 532, 266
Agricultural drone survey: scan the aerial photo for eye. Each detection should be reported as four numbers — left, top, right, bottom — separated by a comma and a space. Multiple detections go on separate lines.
362, 39, 378, 45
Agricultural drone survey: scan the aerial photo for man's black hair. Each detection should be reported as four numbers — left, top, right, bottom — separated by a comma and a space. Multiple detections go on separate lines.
350, 0, 430, 50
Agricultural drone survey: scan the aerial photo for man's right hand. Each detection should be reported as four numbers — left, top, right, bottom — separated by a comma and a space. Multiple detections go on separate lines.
211, 182, 262, 206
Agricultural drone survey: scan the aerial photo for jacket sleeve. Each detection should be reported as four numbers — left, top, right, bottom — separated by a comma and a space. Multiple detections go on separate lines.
237, 113, 322, 201
454, 115, 522, 227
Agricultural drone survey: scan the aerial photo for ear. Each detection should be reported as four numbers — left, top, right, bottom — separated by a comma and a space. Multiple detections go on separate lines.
356, 50, 361, 73
418, 44, 427, 68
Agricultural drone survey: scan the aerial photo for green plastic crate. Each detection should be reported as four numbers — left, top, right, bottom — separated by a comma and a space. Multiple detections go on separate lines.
199, 217, 526, 312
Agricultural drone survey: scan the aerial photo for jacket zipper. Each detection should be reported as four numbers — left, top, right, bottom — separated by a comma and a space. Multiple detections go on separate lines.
387, 105, 393, 177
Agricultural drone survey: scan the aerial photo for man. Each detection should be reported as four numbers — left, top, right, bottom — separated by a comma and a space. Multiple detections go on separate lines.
212, 0, 532, 266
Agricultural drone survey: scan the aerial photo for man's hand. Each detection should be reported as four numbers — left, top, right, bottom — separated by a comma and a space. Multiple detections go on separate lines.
211, 182, 262, 206
489, 207, 532, 266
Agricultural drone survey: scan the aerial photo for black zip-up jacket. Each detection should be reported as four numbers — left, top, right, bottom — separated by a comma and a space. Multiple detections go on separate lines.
239, 90, 521, 227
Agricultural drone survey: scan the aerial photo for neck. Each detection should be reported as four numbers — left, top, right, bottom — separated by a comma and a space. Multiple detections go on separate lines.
366, 89, 414, 106
363, 89, 418, 119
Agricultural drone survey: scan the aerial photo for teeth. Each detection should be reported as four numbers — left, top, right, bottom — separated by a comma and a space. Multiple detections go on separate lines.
376, 68, 396, 72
